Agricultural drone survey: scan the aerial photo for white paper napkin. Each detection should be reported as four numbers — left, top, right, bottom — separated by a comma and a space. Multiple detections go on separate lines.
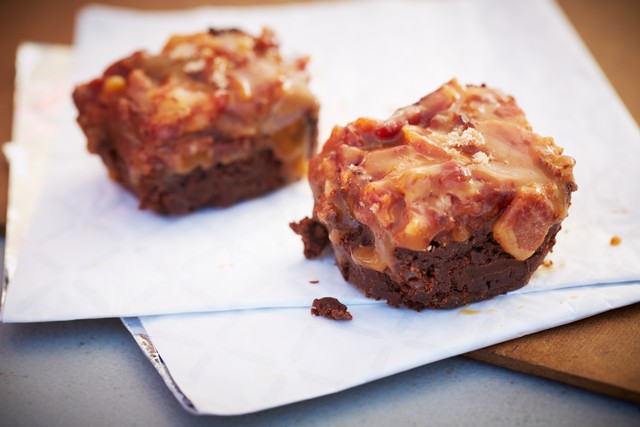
3, 0, 640, 323
131, 282, 640, 415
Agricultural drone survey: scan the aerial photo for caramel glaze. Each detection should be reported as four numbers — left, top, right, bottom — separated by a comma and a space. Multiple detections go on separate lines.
309, 79, 577, 281
73, 28, 319, 186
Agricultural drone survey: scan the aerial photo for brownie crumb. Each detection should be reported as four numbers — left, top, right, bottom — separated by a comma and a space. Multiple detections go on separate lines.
290, 217, 330, 258
311, 297, 352, 320
309, 280, 320, 284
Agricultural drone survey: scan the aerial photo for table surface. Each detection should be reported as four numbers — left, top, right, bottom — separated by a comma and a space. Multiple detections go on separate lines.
1, 1, 640, 425
1, 309, 639, 427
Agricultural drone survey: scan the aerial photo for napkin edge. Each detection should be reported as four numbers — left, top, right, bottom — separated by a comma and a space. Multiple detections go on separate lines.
121, 317, 199, 414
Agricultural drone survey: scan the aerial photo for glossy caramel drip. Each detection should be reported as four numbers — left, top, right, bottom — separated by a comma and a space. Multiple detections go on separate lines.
309, 79, 576, 270
88, 28, 318, 183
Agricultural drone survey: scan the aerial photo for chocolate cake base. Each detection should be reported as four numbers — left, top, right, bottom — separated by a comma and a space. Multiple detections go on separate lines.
334, 224, 560, 310
96, 143, 286, 215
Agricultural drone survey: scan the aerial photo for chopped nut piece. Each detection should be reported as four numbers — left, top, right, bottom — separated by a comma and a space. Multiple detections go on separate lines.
183, 59, 205, 73
472, 151, 490, 164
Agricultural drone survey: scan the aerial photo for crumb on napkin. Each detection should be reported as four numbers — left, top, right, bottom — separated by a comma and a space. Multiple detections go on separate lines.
311, 297, 352, 320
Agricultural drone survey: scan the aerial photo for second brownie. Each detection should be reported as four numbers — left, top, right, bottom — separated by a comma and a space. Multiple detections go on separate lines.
73, 28, 319, 214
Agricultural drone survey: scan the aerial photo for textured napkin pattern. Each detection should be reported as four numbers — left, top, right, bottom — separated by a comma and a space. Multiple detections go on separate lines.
136, 282, 640, 415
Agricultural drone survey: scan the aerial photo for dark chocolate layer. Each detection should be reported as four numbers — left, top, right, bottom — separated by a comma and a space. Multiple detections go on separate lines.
96, 142, 285, 214
334, 224, 560, 310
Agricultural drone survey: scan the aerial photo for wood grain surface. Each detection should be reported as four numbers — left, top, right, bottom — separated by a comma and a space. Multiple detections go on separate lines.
467, 302, 640, 403
0, 0, 638, 402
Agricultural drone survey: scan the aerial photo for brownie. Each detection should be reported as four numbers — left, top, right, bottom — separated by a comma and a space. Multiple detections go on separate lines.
302, 79, 577, 310
311, 297, 353, 320
73, 28, 319, 214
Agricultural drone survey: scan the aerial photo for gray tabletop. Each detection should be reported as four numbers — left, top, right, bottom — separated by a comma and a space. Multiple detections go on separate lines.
1, 240, 638, 427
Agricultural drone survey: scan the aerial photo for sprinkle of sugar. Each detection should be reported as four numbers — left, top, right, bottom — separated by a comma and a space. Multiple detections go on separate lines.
211, 70, 229, 89
183, 59, 205, 73
472, 151, 490, 164
460, 127, 485, 146
444, 128, 486, 150
169, 43, 197, 60
610, 236, 622, 246
210, 57, 230, 88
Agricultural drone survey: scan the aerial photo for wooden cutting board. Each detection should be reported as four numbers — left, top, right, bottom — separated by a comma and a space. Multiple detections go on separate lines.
0, 0, 638, 403
467, 302, 640, 403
